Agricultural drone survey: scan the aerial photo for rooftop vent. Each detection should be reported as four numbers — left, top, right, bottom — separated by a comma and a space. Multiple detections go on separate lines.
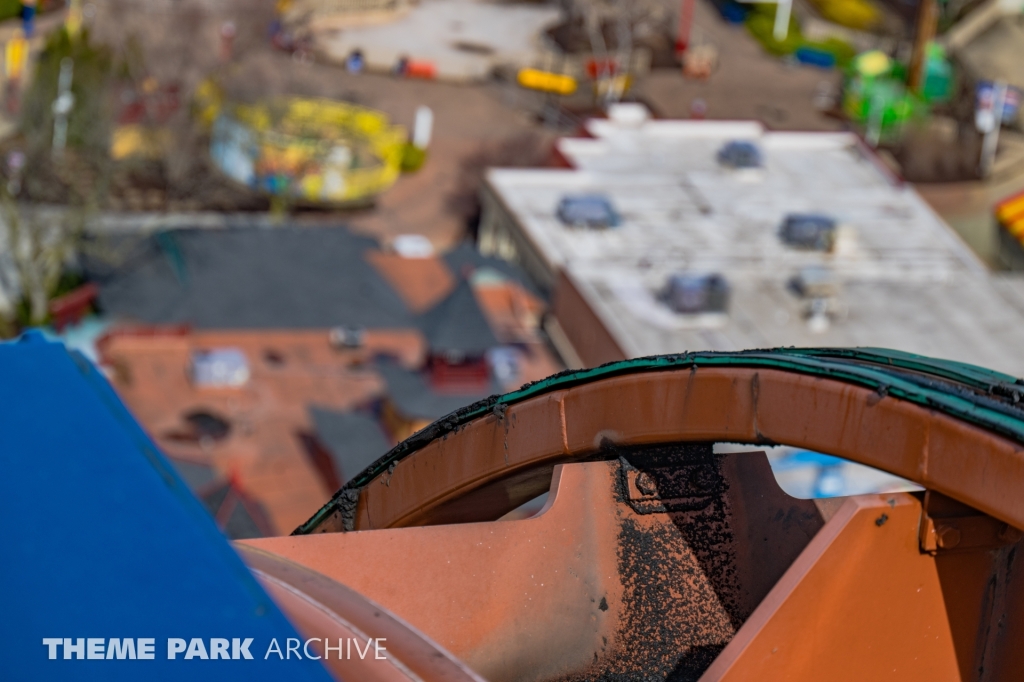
163, 409, 233, 447
661, 273, 730, 314
263, 348, 286, 366
329, 326, 365, 349
392, 234, 435, 259
789, 267, 841, 333
717, 141, 762, 169
556, 194, 619, 229
779, 214, 837, 252
790, 266, 839, 299
183, 410, 232, 442
190, 348, 249, 388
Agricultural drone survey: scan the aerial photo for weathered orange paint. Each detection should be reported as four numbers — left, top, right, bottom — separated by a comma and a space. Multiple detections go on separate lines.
332, 368, 1024, 533
246, 462, 624, 681
703, 494, 962, 680
246, 452, 840, 680
240, 545, 484, 682
242, 364, 1024, 681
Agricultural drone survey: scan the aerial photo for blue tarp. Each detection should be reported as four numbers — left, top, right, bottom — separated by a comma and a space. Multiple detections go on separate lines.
0, 332, 333, 681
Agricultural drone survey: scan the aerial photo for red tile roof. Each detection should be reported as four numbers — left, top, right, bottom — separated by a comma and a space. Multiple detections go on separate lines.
366, 250, 456, 313
103, 328, 423, 533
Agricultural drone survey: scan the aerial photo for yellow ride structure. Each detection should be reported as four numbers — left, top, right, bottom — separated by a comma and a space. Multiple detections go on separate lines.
209, 94, 407, 206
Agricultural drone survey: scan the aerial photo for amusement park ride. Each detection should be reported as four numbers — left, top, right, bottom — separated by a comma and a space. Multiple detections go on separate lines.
6, 336, 1024, 680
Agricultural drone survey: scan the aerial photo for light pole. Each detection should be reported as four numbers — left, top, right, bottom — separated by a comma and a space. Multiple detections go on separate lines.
736, 0, 793, 41
51, 58, 75, 159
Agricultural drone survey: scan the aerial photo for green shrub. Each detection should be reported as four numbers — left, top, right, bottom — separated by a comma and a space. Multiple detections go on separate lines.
400, 143, 427, 172
0, 0, 21, 22
746, 6, 856, 69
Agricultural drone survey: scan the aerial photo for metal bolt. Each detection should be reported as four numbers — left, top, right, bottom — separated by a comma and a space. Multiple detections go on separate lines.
690, 467, 714, 492
634, 472, 657, 497
937, 525, 961, 549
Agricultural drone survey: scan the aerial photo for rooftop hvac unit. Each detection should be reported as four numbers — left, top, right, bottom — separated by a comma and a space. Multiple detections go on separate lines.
662, 273, 730, 314
190, 348, 250, 388
556, 194, 619, 229
717, 140, 762, 169
779, 214, 837, 252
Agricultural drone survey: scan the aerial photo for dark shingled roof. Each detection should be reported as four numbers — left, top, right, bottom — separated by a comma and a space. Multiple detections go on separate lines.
85, 227, 414, 330
308, 406, 392, 485
168, 457, 219, 491
418, 279, 499, 357
443, 241, 542, 298
199, 483, 274, 540
376, 361, 499, 422
166, 457, 272, 540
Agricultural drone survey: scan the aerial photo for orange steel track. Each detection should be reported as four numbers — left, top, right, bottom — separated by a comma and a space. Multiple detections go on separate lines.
241, 360, 1024, 681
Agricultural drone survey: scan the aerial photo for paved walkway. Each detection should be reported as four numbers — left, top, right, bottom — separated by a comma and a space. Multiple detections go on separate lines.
916, 168, 1024, 269
633, 0, 844, 131
314, 0, 561, 82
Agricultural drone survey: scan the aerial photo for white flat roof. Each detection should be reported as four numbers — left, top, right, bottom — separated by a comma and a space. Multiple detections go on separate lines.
485, 119, 1024, 376
568, 260, 1024, 375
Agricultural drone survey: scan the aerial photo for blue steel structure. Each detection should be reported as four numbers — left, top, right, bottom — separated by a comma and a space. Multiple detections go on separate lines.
0, 332, 333, 681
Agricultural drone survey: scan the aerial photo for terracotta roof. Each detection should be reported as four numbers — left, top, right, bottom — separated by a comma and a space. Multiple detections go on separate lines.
473, 278, 545, 345
94, 234, 564, 533
366, 250, 456, 313
103, 328, 422, 533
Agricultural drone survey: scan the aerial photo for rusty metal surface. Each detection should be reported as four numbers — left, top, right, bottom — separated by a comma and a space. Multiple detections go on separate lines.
590, 444, 826, 681
245, 450, 827, 681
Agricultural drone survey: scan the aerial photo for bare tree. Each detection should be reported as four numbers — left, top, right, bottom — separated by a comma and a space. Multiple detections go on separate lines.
0, 195, 86, 326
88, 0, 277, 209
0, 24, 115, 330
